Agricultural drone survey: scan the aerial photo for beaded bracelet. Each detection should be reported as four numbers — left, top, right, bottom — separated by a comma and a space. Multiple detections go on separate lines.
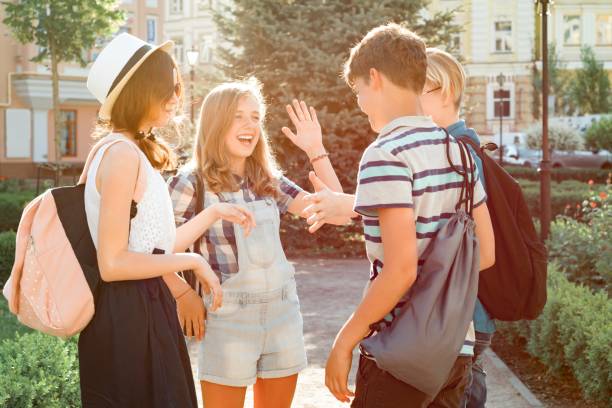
310, 152, 330, 164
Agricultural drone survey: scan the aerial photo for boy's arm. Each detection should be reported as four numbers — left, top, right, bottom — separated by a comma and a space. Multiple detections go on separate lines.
302, 172, 357, 232
326, 207, 417, 402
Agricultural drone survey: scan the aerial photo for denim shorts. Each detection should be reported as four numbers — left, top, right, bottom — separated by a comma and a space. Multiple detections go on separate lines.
198, 281, 307, 387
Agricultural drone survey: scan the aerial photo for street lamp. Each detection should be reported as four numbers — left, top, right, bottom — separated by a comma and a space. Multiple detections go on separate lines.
496, 72, 506, 165
186, 46, 200, 124
536, 0, 553, 240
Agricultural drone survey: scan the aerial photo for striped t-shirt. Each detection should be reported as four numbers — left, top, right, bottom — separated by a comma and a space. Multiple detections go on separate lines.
353, 116, 487, 357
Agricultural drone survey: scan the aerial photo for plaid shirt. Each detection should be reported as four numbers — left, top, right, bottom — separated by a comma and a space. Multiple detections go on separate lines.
167, 168, 303, 286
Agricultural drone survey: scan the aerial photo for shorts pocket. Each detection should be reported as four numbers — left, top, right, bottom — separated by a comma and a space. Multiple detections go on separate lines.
206, 300, 242, 320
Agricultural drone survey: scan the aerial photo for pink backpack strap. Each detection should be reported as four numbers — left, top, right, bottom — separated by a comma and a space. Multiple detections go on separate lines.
78, 134, 147, 202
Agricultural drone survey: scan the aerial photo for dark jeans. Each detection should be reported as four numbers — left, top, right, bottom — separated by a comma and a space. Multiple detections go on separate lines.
351, 355, 472, 408
461, 332, 493, 408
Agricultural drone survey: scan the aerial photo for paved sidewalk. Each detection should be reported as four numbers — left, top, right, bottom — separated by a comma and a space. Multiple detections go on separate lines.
189, 259, 543, 407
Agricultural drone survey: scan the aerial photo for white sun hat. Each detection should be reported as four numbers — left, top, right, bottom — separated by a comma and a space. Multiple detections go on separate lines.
87, 33, 173, 120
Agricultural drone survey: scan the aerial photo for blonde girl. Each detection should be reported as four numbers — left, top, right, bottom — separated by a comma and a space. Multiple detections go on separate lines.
168, 78, 342, 408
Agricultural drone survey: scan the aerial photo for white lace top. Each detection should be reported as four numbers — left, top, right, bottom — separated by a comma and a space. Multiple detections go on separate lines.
84, 134, 176, 255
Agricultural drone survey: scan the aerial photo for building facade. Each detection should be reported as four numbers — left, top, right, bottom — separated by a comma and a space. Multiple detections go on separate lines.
0, 0, 165, 179
429, 0, 612, 137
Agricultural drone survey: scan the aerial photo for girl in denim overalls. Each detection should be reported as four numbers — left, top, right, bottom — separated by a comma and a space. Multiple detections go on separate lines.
168, 78, 343, 408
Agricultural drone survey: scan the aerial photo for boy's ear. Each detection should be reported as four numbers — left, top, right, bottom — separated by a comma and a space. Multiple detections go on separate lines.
369, 68, 382, 90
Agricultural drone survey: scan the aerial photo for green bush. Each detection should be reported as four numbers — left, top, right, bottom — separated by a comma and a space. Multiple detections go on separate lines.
547, 185, 611, 291
0, 332, 80, 407
0, 231, 16, 287
0, 191, 35, 232
505, 166, 610, 183
585, 116, 612, 152
504, 265, 611, 404
518, 179, 593, 218
0, 297, 30, 342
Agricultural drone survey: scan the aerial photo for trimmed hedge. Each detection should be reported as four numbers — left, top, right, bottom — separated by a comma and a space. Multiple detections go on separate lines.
0, 332, 80, 407
0, 192, 35, 232
518, 179, 593, 218
504, 265, 611, 404
0, 231, 16, 288
506, 166, 610, 183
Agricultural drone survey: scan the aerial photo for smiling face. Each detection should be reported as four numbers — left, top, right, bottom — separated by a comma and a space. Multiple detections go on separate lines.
223, 94, 262, 163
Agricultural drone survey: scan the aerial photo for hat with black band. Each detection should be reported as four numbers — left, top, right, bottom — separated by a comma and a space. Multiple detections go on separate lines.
87, 33, 174, 120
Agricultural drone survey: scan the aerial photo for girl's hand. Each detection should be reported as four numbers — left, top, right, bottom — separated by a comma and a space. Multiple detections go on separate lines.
325, 343, 355, 403
211, 203, 256, 236
194, 259, 223, 312
177, 288, 206, 341
282, 99, 325, 158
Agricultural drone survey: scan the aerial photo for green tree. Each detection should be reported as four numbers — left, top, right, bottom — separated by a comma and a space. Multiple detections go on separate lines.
584, 116, 612, 152
526, 121, 583, 152
2, 0, 124, 182
532, 42, 571, 118
569, 46, 611, 114
215, 0, 460, 191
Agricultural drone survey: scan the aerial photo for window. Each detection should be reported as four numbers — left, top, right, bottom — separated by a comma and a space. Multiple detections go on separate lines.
172, 37, 184, 65
493, 89, 511, 118
60, 110, 77, 157
563, 15, 581, 46
146, 0, 158, 7
146, 16, 157, 43
596, 15, 612, 45
5, 109, 31, 158
199, 37, 214, 64
494, 21, 512, 52
170, 0, 183, 14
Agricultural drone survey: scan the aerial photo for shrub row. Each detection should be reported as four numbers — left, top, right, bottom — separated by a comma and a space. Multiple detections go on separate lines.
0, 332, 80, 407
518, 179, 593, 218
503, 265, 611, 404
0, 231, 16, 288
0, 192, 35, 232
506, 166, 610, 183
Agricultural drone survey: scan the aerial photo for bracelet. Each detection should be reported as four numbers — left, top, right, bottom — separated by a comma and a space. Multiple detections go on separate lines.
176, 287, 191, 300
310, 152, 329, 164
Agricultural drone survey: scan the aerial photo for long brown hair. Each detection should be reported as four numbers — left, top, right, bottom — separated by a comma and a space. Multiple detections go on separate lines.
93, 49, 181, 170
192, 78, 281, 197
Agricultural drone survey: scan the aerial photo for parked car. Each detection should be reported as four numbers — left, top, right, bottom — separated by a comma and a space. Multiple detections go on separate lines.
504, 146, 612, 169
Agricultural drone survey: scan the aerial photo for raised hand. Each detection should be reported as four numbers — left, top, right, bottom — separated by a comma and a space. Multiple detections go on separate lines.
281, 99, 325, 158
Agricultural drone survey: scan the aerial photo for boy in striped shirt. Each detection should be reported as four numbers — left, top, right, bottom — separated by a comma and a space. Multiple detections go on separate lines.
321, 24, 495, 407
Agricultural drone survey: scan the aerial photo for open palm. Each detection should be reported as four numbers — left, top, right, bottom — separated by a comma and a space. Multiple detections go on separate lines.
282, 99, 323, 156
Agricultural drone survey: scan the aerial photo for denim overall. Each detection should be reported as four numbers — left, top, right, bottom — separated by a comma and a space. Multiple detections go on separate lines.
198, 196, 307, 387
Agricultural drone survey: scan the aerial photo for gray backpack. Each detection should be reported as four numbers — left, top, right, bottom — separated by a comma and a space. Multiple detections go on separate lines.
361, 134, 481, 397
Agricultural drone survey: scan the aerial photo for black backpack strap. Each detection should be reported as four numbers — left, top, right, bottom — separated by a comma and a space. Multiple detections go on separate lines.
444, 130, 476, 216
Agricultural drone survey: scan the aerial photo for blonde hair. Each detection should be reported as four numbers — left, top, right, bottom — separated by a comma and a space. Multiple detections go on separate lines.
425, 48, 466, 109
191, 78, 281, 198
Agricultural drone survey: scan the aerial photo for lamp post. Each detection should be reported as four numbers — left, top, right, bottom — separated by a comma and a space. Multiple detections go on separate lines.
536, 0, 552, 240
496, 72, 506, 165
186, 46, 200, 125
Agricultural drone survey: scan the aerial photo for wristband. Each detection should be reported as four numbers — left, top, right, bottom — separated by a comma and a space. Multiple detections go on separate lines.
310, 152, 329, 164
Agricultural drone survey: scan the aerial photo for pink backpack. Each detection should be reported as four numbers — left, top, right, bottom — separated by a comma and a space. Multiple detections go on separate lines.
2, 135, 146, 337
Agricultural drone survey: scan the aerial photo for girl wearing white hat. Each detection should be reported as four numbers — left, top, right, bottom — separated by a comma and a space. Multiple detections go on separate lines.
78, 33, 248, 407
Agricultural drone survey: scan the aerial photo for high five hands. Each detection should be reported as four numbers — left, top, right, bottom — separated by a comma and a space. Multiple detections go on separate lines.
303, 172, 355, 233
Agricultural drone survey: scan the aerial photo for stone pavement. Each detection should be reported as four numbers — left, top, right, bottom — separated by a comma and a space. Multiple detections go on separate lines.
189, 259, 543, 407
